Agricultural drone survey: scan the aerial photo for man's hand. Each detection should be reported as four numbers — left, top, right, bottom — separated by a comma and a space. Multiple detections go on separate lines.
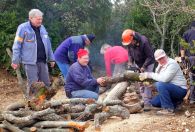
97, 77, 106, 86
11, 63, 19, 70
140, 67, 145, 73
50, 61, 55, 68
139, 72, 152, 81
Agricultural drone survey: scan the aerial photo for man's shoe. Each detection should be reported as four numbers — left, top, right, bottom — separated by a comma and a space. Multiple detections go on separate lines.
156, 109, 175, 116
143, 104, 152, 111
143, 104, 161, 111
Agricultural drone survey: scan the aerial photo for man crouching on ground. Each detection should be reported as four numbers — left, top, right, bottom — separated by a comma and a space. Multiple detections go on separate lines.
139, 49, 187, 115
65, 49, 105, 100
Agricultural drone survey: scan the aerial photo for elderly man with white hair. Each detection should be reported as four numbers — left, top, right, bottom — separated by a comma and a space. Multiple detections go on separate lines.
11, 9, 55, 99
139, 49, 187, 115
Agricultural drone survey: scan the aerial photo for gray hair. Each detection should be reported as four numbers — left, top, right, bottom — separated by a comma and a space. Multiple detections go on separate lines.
29, 9, 43, 18
100, 43, 111, 54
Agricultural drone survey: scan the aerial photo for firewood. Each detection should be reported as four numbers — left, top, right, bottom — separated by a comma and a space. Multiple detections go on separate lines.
2, 120, 24, 132
104, 82, 129, 103
43, 98, 95, 109
103, 105, 130, 119
94, 112, 110, 131
2, 108, 55, 128
22, 127, 74, 132
56, 104, 86, 114
94, 105, 130, 130
103, 74, 125, 84
6, 102, 26, 111
75, 104, 102, 121
36, 113, 64, 121
33, 121, 90, 131
102, 100, 123, 106
6, 108, 33, 117
122, 102, 143, 113
0, 112, 3, 121
103, 71, 154, 85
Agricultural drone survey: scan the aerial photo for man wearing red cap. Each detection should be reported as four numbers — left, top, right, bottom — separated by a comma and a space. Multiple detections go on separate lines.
54, 34, 95, 80
65, 49, 105, 100
139, 49, 187, 115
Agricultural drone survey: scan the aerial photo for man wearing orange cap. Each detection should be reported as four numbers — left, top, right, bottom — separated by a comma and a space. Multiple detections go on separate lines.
121, 29, 155, 109
65, 49, 105, 100
139, 49, 187, 115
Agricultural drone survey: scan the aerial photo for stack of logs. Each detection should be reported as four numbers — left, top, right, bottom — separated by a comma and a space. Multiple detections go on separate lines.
0, 71, 149, 131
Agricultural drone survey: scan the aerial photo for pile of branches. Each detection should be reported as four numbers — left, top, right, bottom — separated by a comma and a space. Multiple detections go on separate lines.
0, 71, 146, 131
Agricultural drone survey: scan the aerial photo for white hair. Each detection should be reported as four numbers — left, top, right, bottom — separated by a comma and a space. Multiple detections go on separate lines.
100, 43, 111, 54
29, 9, 43, 18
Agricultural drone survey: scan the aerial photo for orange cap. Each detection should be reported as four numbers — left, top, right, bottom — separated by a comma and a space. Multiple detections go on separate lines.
122, 29, 135, 45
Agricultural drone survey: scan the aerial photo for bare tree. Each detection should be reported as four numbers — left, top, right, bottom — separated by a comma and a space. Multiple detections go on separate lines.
140, 0, 195, 55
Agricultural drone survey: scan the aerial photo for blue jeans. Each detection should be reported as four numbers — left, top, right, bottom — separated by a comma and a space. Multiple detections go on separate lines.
56, 61, 70, 80
151, 82, 187, 110
71, 86, 99, 100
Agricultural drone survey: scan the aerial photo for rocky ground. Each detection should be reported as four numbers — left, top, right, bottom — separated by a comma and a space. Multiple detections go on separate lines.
1, 69, 195, 132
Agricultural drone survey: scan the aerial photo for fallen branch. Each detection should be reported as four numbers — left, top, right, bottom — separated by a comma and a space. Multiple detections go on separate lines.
6, 48, 26, 95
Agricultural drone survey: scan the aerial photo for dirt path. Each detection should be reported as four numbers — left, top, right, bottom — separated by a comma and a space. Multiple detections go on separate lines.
1, 69, 195, 131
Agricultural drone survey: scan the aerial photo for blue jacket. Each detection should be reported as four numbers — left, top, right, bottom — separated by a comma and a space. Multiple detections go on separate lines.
54, 35, 87, 64
65, 62, 98, 93
12, 21, 55, 65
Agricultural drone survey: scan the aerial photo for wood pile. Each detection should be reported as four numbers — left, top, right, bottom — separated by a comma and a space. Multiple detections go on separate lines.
0, 71, 147, 131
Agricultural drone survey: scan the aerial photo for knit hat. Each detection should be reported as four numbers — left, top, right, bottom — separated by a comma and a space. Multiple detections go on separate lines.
154, 49, 166, 60
77, 49, 89, 58
86, 34, 95, 42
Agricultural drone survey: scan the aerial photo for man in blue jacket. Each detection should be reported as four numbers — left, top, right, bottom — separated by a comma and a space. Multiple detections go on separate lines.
11, 9, 55, 99
65, 49, 105, 100
54, 34, 95, 80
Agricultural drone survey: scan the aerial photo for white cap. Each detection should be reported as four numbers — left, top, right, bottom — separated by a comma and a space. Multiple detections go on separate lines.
154, 49, 166, 60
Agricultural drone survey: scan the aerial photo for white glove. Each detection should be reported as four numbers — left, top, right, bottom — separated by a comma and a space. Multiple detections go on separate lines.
139, 72, 152, 81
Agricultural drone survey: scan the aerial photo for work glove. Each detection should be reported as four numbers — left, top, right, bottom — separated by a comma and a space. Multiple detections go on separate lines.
139, 72, 152, 81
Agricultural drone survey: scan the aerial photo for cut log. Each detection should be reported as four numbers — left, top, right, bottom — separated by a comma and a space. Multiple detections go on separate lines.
103, 74, 125, 84
36, 113, 64, 121
2, 120, 24, 132
43, 98, 95, 109
22, 127, 73, 132
122, 102, 143, 113
75, 104, 102, 121
103, 71, 154, 85
94, 112, 110, 131
33, 121, 90, 131
3, 108, 55, 128
6, 102, 26, 111
103, 82, 129, 103
103, 105, 130, 119
94, 105, 130, 130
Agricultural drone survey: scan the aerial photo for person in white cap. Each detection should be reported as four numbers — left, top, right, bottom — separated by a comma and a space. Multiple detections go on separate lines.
139, 49, 187, 115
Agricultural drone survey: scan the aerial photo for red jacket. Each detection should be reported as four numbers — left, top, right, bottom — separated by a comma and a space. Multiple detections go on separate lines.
104, 46, 128, 76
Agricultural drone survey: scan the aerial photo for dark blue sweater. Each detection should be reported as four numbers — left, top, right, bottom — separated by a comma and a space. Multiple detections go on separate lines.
65, 62, 98, 93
